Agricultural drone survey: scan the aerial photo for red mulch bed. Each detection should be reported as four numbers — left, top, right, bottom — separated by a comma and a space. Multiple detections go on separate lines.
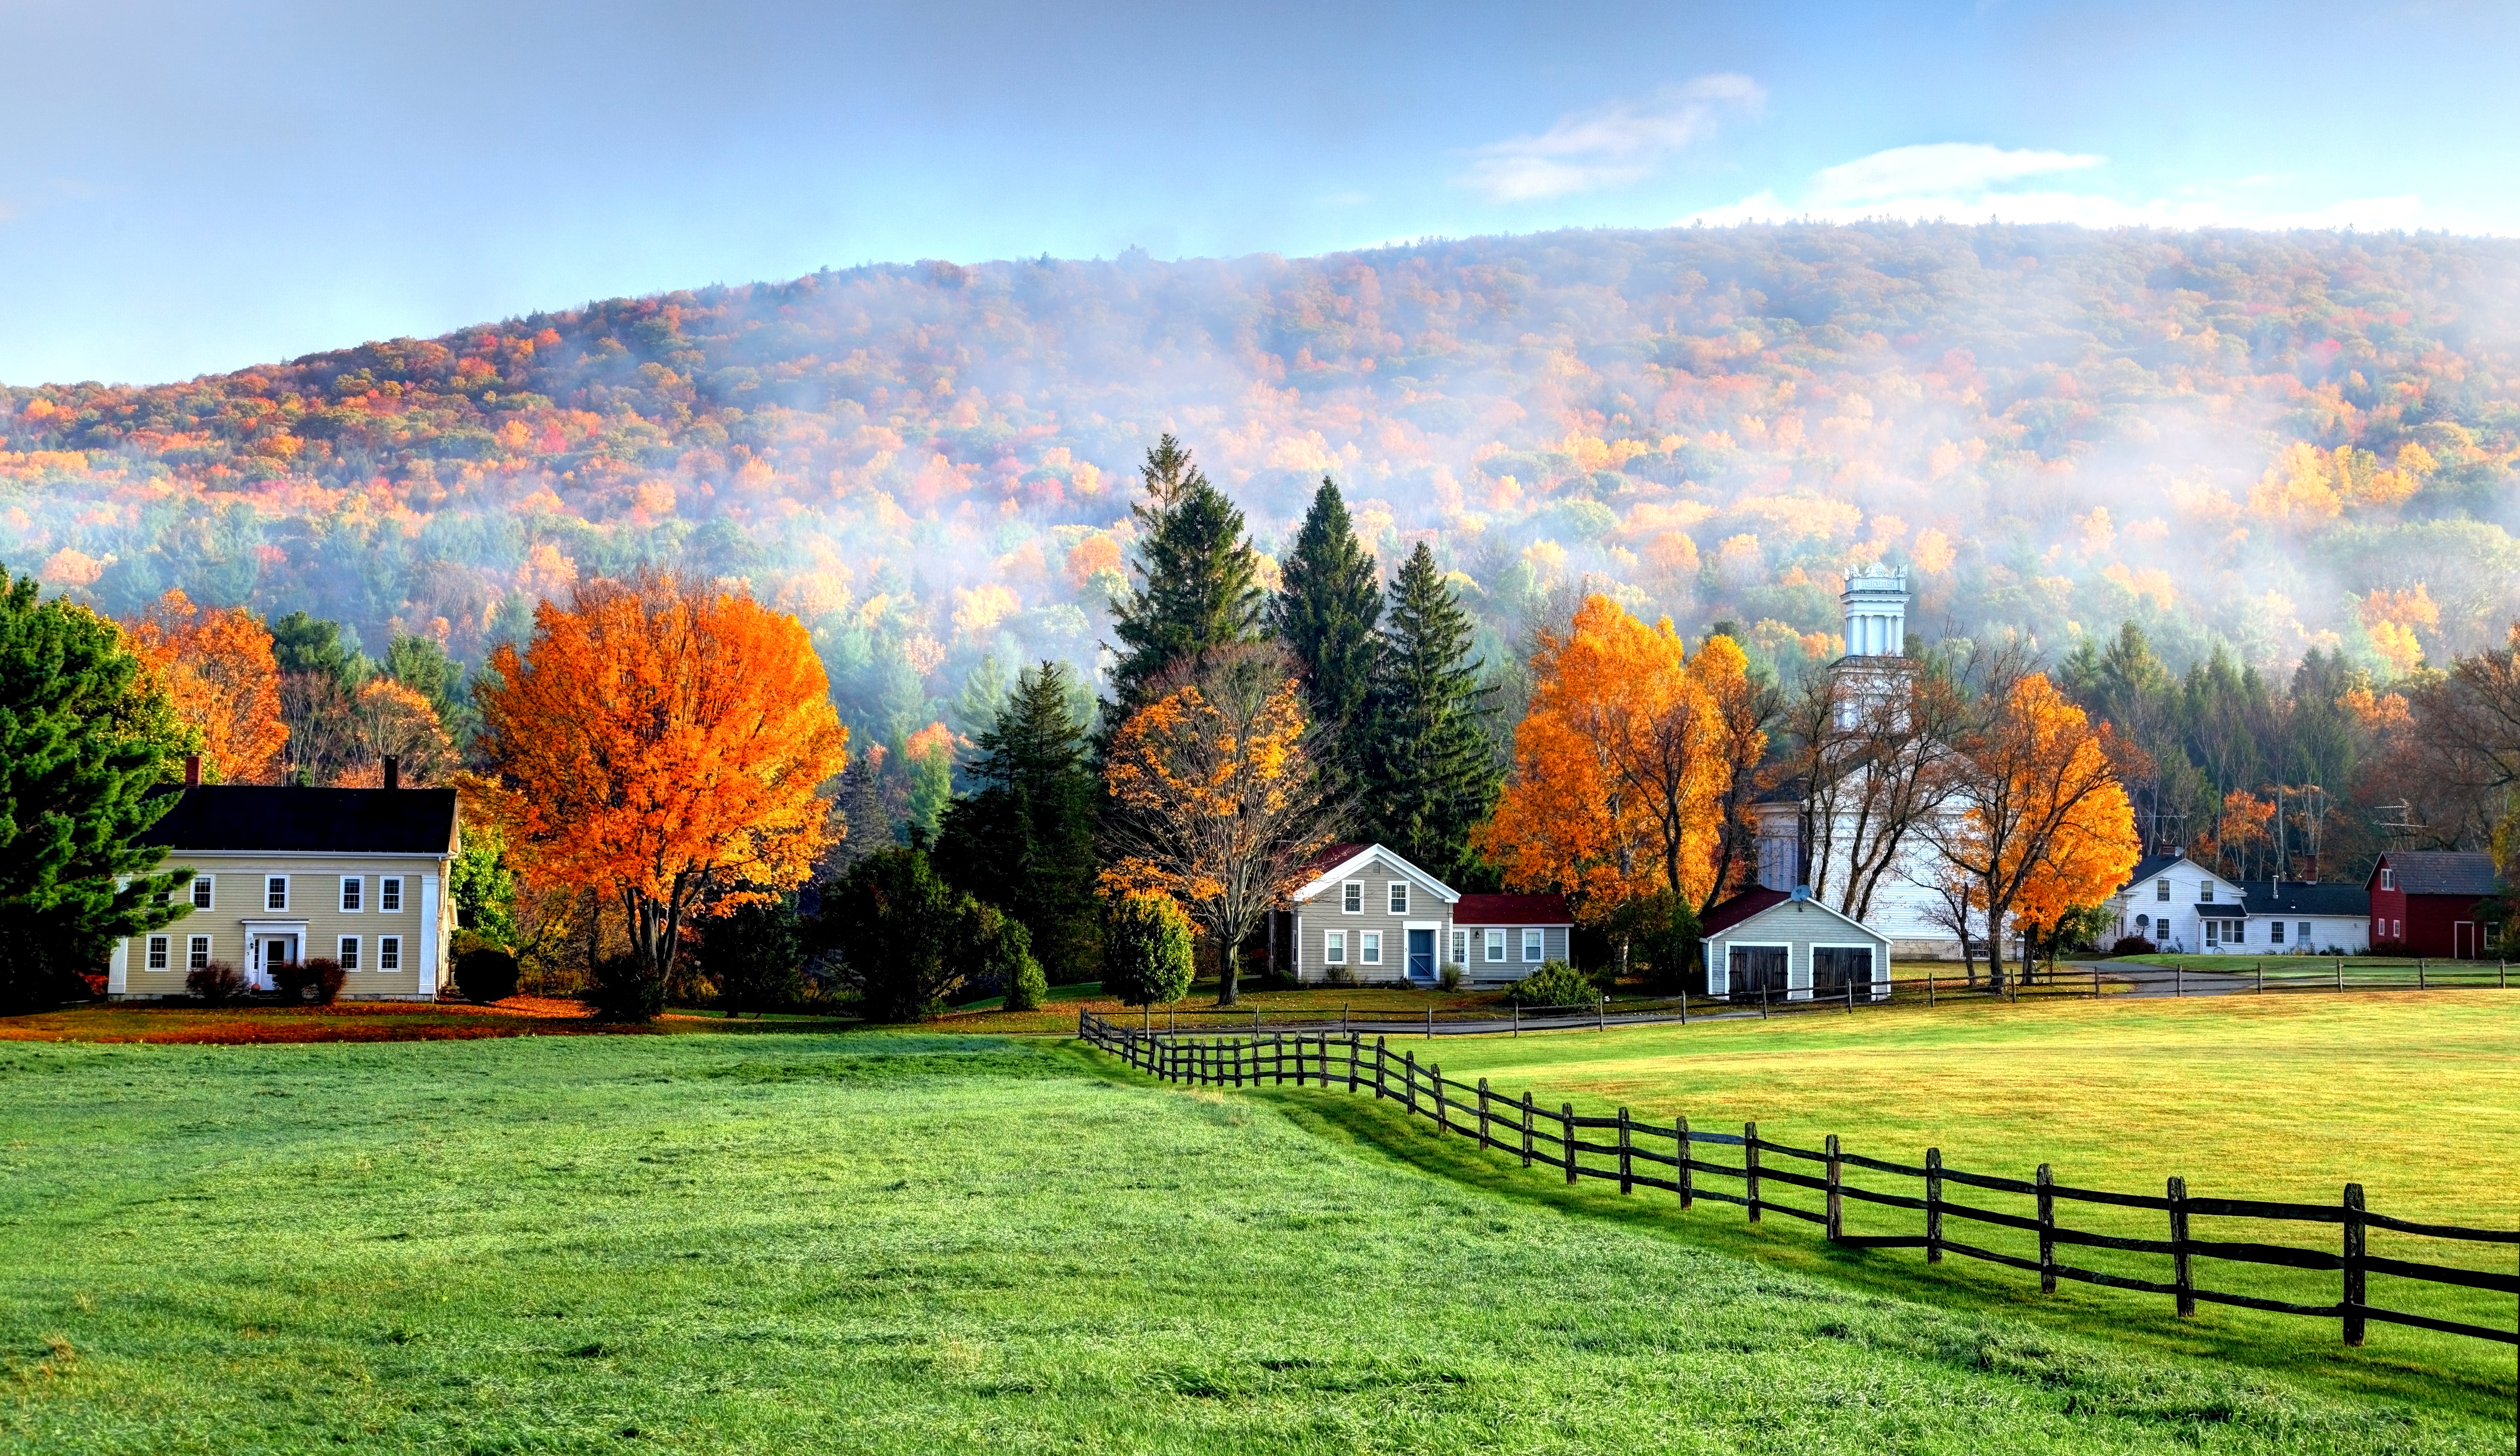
0, 995, 635, 1045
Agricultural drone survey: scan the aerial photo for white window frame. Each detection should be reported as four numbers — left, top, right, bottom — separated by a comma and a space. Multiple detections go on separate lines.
1388, 882, 1408, 915
146, 935, 169, 970
1342, 882, 1362, 914
2269, 920, 2285, 944
2297, 921, 2310, 945
2203, 921, 2219, 947
340, 876, 363, 913
1450, 930, 1467, 965
2155, 878, 2169, 901
2379, 868, 2395, 890
2199, 883, 2213, 904
380, 876, 402, 912
379, 936, 402, 972
266, 875, 290, 911
1521, 928, 1543, 962
1324, 930, 1347, 965
188, 935, 211, 971
1484, 929, 1505, 963
191, 874, 213, 910
339, 936, 360, 971
1360, 931, 1382, 966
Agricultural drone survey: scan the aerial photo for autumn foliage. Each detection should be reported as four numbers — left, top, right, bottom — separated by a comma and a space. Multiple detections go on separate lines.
477, 573, 850, 988
122, 589, 286, 782
1480, 596, 1767, 928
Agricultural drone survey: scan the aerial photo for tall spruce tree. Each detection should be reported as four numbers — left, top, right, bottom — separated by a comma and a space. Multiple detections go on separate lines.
1104, 435, 1264, 718
935, 660, 1102, 983
0, 568, 196, 1008
1358, 542, 1501, 884
1271, 476, 1382, 786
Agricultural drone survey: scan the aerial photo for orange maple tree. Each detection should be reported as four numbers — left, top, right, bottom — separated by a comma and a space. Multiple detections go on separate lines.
1930, 671, 2139, 989
1100, 643, 1333, 1007
476, 573, 850, 982
1479, 596, 1765, 944
122, 589, 287, 782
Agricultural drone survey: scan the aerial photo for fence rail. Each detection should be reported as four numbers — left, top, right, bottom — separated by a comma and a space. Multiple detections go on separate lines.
1078, 1009, 2520, 1360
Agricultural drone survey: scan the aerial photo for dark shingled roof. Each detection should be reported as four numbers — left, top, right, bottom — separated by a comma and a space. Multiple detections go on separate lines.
1453, 893, 1570, 926
1699, 887, 1792, 936
140, 785, 458, 856
2372, 851, 2501, 897
2238, 881, 2369, 917
2121, 852, 2186, 889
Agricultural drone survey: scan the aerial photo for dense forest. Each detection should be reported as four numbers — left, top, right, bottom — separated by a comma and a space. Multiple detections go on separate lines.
5, 222, 2519, 878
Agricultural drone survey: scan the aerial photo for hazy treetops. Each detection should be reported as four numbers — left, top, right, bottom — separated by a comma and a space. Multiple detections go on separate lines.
5, 222, 2518, 750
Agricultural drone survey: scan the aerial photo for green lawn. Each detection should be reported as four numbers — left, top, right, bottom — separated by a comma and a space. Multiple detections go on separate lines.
1413, 991, 2520, 1399
2, 1031, 2506, 1452
2106, 954, 2514, 987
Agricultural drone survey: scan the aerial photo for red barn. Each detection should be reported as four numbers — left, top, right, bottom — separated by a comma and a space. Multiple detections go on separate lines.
2364, 851, 2502, 958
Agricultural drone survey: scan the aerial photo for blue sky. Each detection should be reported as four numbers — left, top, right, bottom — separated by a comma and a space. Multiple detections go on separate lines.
4, 0, 2515, 385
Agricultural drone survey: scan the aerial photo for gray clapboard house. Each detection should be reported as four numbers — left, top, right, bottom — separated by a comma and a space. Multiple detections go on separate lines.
1280, 843, 1572, 987
1700, 885, 1893, 1002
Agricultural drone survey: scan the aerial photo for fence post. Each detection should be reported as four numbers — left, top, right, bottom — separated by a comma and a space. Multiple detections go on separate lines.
2176, 965, 2183, 997
1745, 1121, 1762, 1222
1679, 991, 1689, 1025
1928, 973, 1935, 1007
1925, 1147, 1943, 1262
1618, 1108, 1633, 1194
1513, 1002, 1520, 1036
1846, 981, 1855, 1014
1562, 1104, 1578, 1184
2337, 958, 2344, 991
1598, 995, 1607, 1031
1433, 1064, 1448, 1134
2169, 1175, 2194, 1317
1760, 987, 1770, 1019
1677, 1115, 1693, 1208
2419, 958, 2427, 990
2342, 1182, 2367, 1347
1825, 1133, 1843, 1240
2256, 961, 2263, 994
1477, 1078, 1491, 1150
1402, 1050, 1417, 1116
1427, 1004, 1434, 1040
2094, 965, 2101, 999
1368, 1036, 1381, 1096
1521, 1092, 1535, 1168
2036, 1164, 2056, 1294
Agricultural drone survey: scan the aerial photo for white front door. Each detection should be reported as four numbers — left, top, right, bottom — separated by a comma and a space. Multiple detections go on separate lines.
250, 934, 299, 988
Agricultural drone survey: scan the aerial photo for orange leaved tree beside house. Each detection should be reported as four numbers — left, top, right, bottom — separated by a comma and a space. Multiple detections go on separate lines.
1477, 595, 1768, 974
1930, 670, 2139, 990
476, 574, 850, 1000
1100, 643, 1335, 1007
122, 589, 287, 783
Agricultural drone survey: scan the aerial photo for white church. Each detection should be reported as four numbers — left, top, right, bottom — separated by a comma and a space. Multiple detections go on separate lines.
1750, 567, 1975, 959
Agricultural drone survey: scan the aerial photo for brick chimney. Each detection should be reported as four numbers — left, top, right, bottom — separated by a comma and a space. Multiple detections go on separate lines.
184, 754, 201, 788
383, 756, 400, 791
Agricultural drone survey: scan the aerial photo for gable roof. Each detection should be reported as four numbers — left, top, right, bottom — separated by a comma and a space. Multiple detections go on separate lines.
2237, 881, 2369, 916
1289, 843, 1460, 904
1454, 893, 1571, 926
2372, 851, 2500, 897
2122, 852, 2186, 888
1700, 886, 1888, 944
140, 785, 459, 856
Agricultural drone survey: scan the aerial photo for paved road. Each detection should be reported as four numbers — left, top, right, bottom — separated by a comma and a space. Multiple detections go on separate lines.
2058, 961, 2257, 998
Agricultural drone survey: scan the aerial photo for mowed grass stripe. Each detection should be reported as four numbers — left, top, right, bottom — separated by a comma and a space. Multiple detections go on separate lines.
0, 1033, 2497, 1453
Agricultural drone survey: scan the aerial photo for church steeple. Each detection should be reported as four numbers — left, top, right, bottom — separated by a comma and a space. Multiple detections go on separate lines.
1840, 565, 1907, 659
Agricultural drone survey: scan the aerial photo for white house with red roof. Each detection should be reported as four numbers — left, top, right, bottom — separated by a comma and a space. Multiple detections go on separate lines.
1277, 842, 1573, 986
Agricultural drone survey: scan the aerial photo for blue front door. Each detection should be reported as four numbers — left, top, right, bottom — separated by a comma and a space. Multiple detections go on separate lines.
1407, 929, 1436, 982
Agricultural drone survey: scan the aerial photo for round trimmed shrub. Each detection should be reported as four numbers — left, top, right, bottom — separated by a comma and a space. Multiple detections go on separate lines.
2108, 936, 2157, 957
454, 947, 521, 1004
1507, 959, 1597, 1007
1102, 893, 1195, 1007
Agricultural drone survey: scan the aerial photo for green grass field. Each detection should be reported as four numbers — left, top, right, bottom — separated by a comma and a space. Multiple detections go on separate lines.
1, 1022, 2511, 1453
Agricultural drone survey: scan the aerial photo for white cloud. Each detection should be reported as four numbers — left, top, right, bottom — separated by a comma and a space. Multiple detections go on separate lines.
1683, 142, 2441, 232
1461, 75, 1764, 203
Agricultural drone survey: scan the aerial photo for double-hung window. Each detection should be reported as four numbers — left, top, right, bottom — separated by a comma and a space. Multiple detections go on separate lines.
1484, 929, 1505, 962
339, 936, 360, 971
1388, 882, 1408, 915
191, 875, 213, 910
1522, 929, 1543, 962
2269, 920, 2286, 945
146, 935, 169, 970
340, 877, 363, 913
2297, 921, 2310, 945
1342, 882, 1362, 914
2200, 883, 2213, 904
1360, 931, 1382, 965
380, 877, 402, 912
2380, 868, 2395, 890
188, 936, 211, 971
266, 876, 289, 911
1325, 931, 1347, 965
2155, 879, 2170, 901
379, 936, 402, 972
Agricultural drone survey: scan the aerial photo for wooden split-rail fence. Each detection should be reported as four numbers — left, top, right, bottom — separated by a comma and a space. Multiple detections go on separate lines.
1079, 1009, 2520, 1365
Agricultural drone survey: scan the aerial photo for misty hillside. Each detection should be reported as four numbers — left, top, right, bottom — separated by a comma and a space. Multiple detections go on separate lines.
4, 222, 2518, 743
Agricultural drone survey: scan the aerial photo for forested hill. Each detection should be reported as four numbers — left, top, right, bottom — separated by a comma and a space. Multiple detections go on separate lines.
4, 223, 2519, 744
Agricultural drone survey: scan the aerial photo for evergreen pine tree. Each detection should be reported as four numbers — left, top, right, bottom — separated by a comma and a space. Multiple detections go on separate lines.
1358, 542, 1501, 885
0, 568, 197, 1008
935, 660, 1102, 983
1271, 476, 1383, 785
1104, 435, 1263, 717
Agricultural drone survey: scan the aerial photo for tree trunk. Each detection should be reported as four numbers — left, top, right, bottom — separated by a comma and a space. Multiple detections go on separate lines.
1213, 936, 1238, 1007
